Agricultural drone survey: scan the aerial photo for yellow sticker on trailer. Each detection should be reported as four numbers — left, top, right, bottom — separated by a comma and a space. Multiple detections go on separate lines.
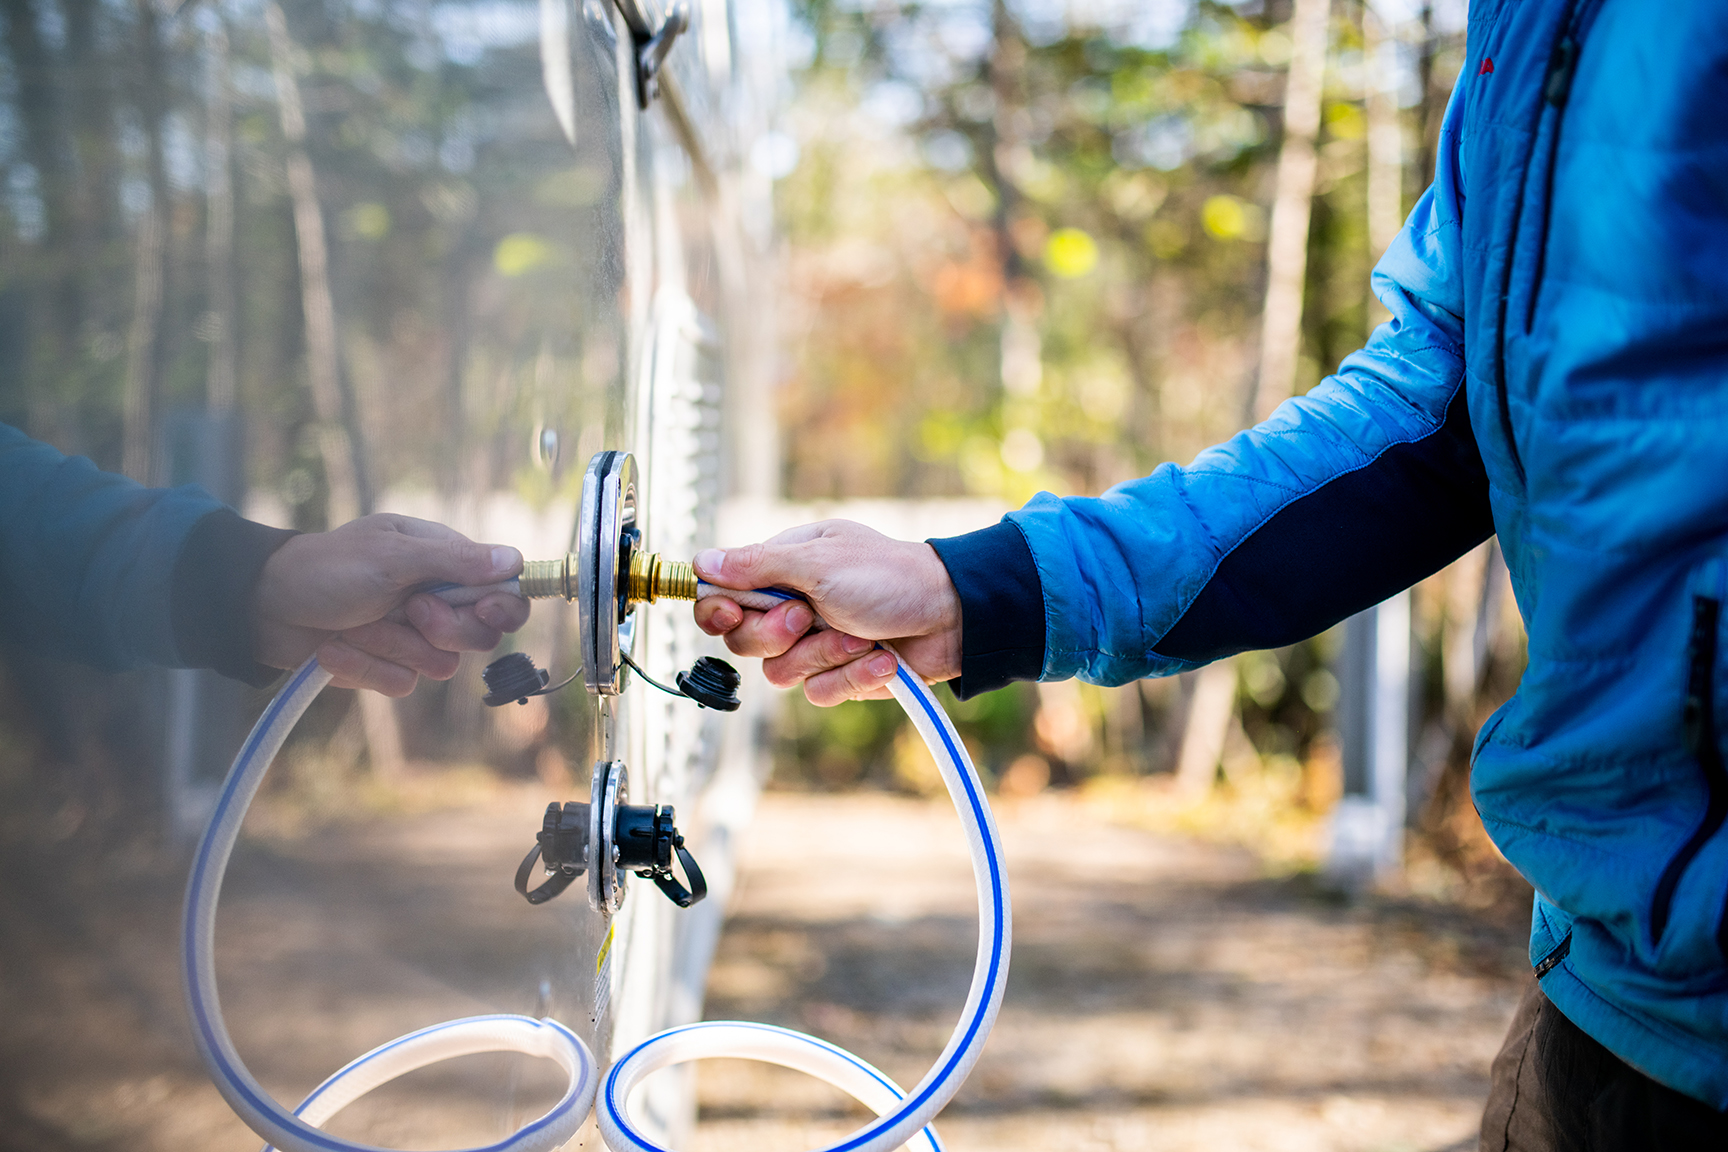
596, 921, 615, 974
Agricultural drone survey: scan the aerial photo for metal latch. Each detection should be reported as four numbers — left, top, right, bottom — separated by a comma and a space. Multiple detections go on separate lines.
634, 2, 688, 109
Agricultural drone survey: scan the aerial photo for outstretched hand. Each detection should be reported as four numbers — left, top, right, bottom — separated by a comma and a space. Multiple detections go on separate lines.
692, 520, 961, 706
253, 514, 530, 696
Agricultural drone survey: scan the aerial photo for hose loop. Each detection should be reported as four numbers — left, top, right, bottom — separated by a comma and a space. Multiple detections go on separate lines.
596, 649, 1010, 1152
182, 658, 597, 1152
187, 597, 1008, 1152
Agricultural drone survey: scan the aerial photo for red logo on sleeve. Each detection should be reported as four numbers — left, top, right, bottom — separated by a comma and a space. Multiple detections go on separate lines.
1479, 56, 1495, 75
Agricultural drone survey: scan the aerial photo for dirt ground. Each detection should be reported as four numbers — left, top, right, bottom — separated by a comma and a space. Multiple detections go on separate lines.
0, 786, 1530, 1152
0, 781, 581, 1152
692, 792, 1530, 1152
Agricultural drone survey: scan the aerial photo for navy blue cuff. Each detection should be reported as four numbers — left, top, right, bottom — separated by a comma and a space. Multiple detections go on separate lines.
170, 509, 299, 686
927, 521, 1045, 700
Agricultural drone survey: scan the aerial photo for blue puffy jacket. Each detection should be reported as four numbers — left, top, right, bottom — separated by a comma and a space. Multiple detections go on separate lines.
0, 422, 295, 683
931, 0, 1728, 1108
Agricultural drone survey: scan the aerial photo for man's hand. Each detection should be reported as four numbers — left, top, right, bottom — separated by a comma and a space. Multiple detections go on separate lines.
253, 514, 530, 696
692, 520, 961, 706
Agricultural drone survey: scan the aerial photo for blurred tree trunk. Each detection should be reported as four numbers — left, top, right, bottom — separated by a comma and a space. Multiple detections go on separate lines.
1251, 0, 1332, 423
1112, 273, 1174, 472
986, 0, 1033, 405
1363, 1, 1403, 332
63, 0, 119, 358
63, 0, 119, 241
122, 0, 171, 482
1176, 658, 1237, 798
0, 0, 69, 236
121, 211, 166, 479
204, 19, 238, 413
1102, 682, 1144, 770
1417, 2, 1440, 198
266, 1, 369, 525
267, 1, 403, 780
440, 260, 472, 505
1, 0, 80, 444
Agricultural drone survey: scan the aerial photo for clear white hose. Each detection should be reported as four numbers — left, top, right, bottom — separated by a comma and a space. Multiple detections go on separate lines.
186, 584, 1009, 1152
598, 585, 1011, 1152
181, 657, 598, 1152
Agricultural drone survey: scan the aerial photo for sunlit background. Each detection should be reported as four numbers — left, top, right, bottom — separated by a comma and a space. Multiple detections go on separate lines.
0, 0, 1536, 1149
760, 0, 1519, 898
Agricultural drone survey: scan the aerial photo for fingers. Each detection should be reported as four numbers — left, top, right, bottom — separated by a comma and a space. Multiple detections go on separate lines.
690, 521, 833, 591
763, 521, 837, 547
316, 591, 517, 695
694, 595, 742, 636
370, 513, 464, 542
802, 649, 901, 707
475, 592, 530, 633
693, 532, 823, 594
760, 628, 874, 689
338, 619, 461, 681
366, 518, 523, 593
706, 598, 815, 659
403, 592, 526, 652
316, 637, 420, 697
747, 629, 898, 706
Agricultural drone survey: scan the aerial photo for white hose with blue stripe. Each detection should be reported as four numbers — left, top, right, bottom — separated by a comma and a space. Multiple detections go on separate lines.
184, 585, 1007, 1152
181, 657, 597, 1152
597, 584, 1011, 1152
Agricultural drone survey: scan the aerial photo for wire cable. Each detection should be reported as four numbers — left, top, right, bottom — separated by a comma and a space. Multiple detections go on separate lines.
620, 650, 685, 699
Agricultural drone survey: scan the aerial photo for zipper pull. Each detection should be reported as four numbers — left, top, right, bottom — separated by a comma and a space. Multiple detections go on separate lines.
1686, 595, 1720, 757
1545, 34, 1579, 106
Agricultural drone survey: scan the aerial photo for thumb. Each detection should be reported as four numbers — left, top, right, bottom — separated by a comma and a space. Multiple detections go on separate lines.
390, 534, 523, 590
694, 541, 813, 594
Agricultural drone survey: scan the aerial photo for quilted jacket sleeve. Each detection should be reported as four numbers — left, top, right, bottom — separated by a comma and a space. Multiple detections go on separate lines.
930, 84, 1492, 696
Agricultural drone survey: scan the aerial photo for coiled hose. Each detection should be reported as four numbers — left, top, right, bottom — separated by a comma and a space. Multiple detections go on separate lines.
596, 586, 1010, 1152
184, 588, 1009, 1152
181, 658, 597, 1152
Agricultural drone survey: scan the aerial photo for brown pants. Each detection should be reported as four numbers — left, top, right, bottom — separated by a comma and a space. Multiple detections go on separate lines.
1479, 977, 1728, 1151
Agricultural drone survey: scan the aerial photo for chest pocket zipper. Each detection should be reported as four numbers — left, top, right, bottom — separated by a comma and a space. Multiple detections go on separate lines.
1491, 0, 1610, 486
1521, 0, 1607, 334
1650, 592, 1727, 948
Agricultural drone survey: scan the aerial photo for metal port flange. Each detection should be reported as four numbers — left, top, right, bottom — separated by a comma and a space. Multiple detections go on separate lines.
589, 759, 628, 912
578, 452, 638, 697
516, 450, 703, 698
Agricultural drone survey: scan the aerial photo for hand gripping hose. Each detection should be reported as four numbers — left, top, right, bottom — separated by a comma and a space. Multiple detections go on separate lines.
597, 585, 1011, 1152
181, 658, 598, 1152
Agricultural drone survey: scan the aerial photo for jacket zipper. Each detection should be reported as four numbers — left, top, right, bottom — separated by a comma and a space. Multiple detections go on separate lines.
1534, 931, 1572, 978
1490, 0, 1607, 483
1521, 0, 1605, 333
1650, 593, 1727, 945
1721, 845, 1728, 961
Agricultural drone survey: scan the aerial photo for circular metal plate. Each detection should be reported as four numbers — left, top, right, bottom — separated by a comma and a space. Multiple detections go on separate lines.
577, 451, 639, 696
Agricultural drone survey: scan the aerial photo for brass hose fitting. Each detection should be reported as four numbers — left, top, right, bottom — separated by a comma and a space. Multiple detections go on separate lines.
628, 550, 697, 604
516, 550, 696, 605
519, 556, 575, 600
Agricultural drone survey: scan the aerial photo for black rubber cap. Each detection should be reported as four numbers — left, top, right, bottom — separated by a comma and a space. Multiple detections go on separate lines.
482, 652, 550, 706
676, 656, 741, 711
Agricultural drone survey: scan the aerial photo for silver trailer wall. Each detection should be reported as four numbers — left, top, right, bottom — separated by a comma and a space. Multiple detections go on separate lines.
0, 0, 781, 1145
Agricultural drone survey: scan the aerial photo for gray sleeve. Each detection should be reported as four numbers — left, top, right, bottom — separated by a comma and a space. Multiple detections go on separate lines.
0, 423, 293, 679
